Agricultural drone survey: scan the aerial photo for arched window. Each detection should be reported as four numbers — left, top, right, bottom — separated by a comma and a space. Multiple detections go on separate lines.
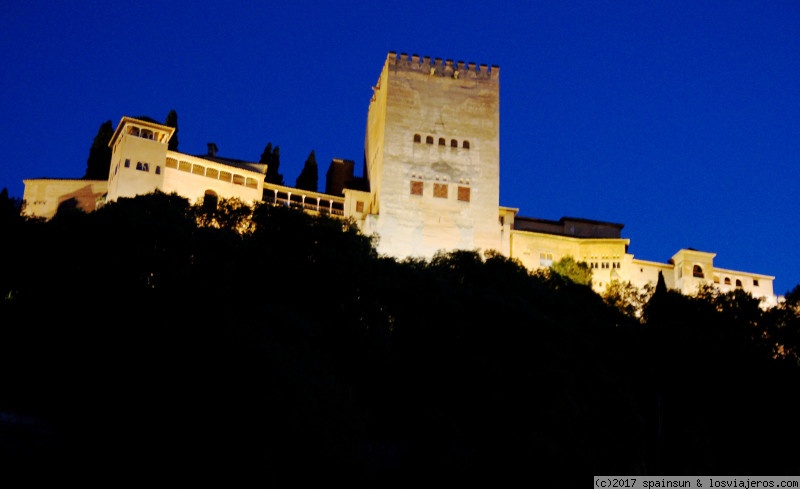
450, 139, 458, 147
413, 134, 421, 143
735, 279, 743, 288
692, 265, 704, 278
426, 136, 434, 144
438, 138, 446, 146
462, 140, 470, 149
202, 190, 218, 212
724, 277, 731, 285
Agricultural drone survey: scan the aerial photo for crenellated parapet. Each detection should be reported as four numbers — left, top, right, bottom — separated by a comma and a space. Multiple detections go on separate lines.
388, 51, 499, 81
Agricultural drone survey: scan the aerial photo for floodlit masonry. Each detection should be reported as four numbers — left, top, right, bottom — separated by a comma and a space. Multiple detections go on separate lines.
21, 51, 778, 306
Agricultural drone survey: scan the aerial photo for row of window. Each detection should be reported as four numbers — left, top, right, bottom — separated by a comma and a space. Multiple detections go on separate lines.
410, 180, 470, 202
166, 158, 259, 189
590, 262, 621, 269
690, 265, 759, 287
413, 134, 470, 149
117, 159, 162, 176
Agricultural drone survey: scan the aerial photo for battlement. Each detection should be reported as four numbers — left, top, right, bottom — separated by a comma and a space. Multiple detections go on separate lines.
387, 51, 499, 81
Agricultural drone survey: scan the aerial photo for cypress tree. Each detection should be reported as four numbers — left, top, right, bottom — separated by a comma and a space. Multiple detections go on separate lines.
295, 150, 318, 192
264, 144, 284, 185
164, 110, 179, 151
83, 120, 114, 180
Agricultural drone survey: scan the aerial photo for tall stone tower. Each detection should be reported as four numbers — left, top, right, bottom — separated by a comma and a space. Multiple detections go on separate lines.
361, 52, 501, 259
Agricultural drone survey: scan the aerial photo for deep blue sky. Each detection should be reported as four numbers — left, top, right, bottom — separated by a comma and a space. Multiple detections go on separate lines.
2, 1, 798, 295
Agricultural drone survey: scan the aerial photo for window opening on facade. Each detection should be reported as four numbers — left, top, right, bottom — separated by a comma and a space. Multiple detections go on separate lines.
192, 164, 205, 176
155, 166, 161, 175
202, 190, 218, 211
166, 157, 178, 169
540, 252, 553, 267
462, 140, 470, 149
753, 279, 759, 287
451, 139, 458, 148
426, 136, 434, 144
206, 168, 219, 179
724, 277, 731, 285
356, 201, 364, 212
413, 134, 421, 143
457, 186, 470, 202
178, 161, 192, 172
232, 174, 245, 186
693, 265, 704, 278
735, 279, 742, 288
124, 159, 131, 168
438, 138, 446, 146
433, 183, 448, 198
135, 162, 149, 172
410, 180, 423, 196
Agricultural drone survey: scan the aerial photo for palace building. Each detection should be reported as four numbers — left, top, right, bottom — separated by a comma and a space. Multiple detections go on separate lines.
22, 51, 778, 306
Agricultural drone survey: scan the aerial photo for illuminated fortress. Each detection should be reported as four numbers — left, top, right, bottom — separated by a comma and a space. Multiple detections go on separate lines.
22, 51, 778, 306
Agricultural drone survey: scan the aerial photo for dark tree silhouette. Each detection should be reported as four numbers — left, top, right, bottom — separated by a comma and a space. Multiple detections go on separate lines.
164, 109, 179, 151
262, 143, 284, 185
83, 120, 114, 180
295, 150, 318, 192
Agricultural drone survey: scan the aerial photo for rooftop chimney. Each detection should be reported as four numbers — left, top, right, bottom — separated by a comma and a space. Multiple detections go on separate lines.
207, 143, 218, 156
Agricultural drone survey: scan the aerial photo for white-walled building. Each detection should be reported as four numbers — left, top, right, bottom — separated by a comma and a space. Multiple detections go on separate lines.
21, 51, 778, 306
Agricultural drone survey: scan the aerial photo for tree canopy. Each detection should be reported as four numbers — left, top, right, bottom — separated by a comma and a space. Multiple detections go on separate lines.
1, 193, 799, 484
164, 109, 179, 151
83, 120, 113, 180
295, 150, 318, 191
262, 142, 284, 185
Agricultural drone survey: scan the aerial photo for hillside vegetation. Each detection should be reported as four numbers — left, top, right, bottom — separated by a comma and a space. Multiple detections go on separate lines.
1, 192, 798, 485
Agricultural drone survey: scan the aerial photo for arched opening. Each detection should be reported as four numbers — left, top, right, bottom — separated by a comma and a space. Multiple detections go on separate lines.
692, 265, 704, 278
450, 139, 458, 147
413, 134, 421, 143
425, 136, 434, 144
202, 190, 218, 212
438, 138, 445, 146
462, 140, 470, 149
735, 279, 743, 288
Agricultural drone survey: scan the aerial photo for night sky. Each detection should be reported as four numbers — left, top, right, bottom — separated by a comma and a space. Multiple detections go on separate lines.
2, 1, 798, 295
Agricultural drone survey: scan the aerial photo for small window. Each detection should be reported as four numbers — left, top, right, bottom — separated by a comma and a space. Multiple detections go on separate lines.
135, 162, 149, 172
735, 279, 742, 288
451, 139, 458, 148
457, 186, 470, 202
232, 174, 245, 186
433, 183, 448, 198
140, 129, 154, 140
124, 159, 131, 168
356, 201, 364, 212
462, 140, 470, 149
413, 134, 421, 143
410, 180, 423, 196
724, 277, 731, 285
426, 136, 434, 144
155, 166, 161, 175
753, 279, 759, 287
692, 265, 704, 278
438, 138, 445, 146
540, 252, 553, 267
246, 177, 258, 189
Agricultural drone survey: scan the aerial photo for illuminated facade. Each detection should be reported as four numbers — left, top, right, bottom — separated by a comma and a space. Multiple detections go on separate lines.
21, 51, 778, 306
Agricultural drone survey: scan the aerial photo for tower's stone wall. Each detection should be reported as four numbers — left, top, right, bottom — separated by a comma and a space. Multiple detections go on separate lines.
364, 52, 501, 258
